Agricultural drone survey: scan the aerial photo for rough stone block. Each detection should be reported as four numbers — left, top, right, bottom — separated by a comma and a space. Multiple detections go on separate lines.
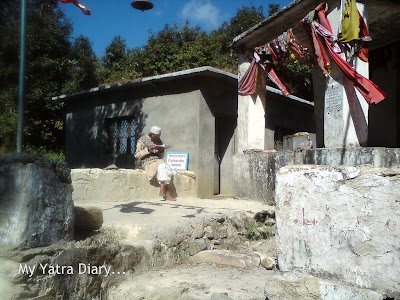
74, 206, 103, 232
190, 250, 260, 268
188, 238, 209, 256
0, 154, 74, 248
264, 272, 383, 300
233, 148, 400, 204
71, 168, 197, 202
275, 165, 400, 297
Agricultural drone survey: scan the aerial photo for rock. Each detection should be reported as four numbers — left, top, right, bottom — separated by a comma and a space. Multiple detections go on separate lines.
190, 250, 260, 268
188, 238, 209, 256
0, 154, 74, 248
104, 164, 118, 170
254, 211, 268, 223
264, 218, 276, 226
254, 251, 276, 270
0, 258, 19, 299
210, 292, 233, 300
178, 170, 196, 179
276, 165, 400, 294
216, 217, 225, 223
204, 224, 228, 240
261, 257, 276, 270
191, 226, 205, 239
74, 206, 103, 232
264, 271, 383, 300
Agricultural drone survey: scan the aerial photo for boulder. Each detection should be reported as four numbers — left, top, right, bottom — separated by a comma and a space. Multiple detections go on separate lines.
276, 165, 400, 295
74, 206, 103, 232
0, 154, 74, 248
190, 250, 260, 268
188, 238, 209, 256
264, 272, 383, 300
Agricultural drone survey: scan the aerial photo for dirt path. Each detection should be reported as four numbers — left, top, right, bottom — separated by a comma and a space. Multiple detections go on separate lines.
108, 262, 271, 300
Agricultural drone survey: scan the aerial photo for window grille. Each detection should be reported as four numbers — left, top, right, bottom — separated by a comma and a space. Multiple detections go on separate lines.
108, 118, 136, 154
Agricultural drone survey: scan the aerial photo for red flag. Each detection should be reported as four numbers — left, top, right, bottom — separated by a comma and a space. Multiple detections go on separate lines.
52, 0, 91, 15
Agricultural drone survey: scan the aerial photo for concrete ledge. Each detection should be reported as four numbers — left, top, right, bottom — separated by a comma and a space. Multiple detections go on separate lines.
71, 168, 197, 202
233, 147, 400, 204
275, 165, 400, 297
264, 271, 383, 300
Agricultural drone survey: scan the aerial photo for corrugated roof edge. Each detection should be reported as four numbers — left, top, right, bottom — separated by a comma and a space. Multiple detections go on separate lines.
52, 65, 313, 107
232, 0, 304, 47
266, 85, 314, 107
52, 66, 238, 101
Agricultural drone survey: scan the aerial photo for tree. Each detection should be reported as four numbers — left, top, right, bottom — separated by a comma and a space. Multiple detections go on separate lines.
64, 35, 98, 93
0, 0, 74, 155
99, 35, 129, 84
97, 5, 267, 84
268, 4, 280, 16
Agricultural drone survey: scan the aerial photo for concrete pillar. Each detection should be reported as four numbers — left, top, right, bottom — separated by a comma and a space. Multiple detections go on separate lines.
323, 0, 369, 148
237, 53, 266, 153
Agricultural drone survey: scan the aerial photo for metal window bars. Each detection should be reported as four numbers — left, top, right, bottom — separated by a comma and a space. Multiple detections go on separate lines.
110, 119, 136, 154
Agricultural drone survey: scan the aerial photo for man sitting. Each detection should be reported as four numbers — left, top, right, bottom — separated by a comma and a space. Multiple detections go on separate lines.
134, 126, 176, 201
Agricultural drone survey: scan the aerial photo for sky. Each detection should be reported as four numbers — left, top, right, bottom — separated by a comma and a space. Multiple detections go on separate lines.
60, 0, 293, 57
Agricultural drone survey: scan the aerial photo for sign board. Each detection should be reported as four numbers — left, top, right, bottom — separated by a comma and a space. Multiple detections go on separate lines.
166, 152, 189, 170
325, 79, 343, 112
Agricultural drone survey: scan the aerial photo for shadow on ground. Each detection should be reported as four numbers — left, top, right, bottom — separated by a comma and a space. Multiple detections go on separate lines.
102, 201, 206, 215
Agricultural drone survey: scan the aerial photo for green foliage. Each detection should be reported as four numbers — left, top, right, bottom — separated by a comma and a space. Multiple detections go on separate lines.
0, 1, 312, 155
99, 6, 266, 83
0, 0, 74, 154
99, 35, 129, 84
274, 61, 313, 100
25, 145, 65, 161
244, 221, 272, 240
64, 35, 99, 93
268, 4, 280, 16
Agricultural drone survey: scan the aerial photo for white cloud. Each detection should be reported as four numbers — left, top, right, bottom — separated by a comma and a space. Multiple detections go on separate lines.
181, 0, 221, 29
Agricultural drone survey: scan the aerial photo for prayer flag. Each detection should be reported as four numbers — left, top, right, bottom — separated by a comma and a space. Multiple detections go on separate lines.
52, 0, 91, 15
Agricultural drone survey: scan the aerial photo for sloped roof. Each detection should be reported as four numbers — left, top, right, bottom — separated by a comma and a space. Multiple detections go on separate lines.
233, 0, 400, 50
52, 66, 237, 102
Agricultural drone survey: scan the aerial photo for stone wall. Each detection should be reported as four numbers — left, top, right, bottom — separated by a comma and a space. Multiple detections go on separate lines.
0, 154, 74, 248
272, 164, 400, 298
71, 168, 197, 202
233, 147, 400, 204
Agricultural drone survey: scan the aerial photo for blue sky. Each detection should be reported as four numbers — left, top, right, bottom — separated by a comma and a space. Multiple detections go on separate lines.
60, 0, 292, 57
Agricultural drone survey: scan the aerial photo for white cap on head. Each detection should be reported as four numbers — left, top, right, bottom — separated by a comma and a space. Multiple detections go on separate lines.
149, 126, 161, 135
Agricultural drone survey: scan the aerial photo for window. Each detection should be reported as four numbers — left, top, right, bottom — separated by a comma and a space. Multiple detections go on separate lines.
108, 118, 136, 154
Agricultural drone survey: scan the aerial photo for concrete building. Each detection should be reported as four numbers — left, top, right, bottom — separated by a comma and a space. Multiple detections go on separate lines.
54, 67, 237, 197
233, 0, 400, 150
232, 0, 400, 203
54, 67, 315, 198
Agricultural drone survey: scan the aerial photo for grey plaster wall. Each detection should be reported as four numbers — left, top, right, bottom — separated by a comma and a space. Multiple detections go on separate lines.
65, 81, 201, 169
233, 147, 400, 204
197, 93, 215, 197
200, 77, 238, 196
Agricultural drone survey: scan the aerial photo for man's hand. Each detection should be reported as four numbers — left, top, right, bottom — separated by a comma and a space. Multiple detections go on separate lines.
147, 145, 155, 151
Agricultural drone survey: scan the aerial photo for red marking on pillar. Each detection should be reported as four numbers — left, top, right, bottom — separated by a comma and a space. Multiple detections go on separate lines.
385, 220, 390, 227
294, 219, 298, 224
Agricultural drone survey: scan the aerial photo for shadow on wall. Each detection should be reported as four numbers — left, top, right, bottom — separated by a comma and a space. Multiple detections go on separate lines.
66, 96, 147, 169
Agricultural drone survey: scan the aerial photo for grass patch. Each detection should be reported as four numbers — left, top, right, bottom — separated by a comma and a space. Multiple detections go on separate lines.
244, 221, 273, 240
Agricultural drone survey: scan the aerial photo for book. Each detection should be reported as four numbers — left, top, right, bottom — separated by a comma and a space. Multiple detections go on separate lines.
155, 144, 171, 150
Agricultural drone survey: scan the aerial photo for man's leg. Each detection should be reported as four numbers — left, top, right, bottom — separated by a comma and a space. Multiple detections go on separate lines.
159, 182, 166, 199
165, 184, 176, 201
